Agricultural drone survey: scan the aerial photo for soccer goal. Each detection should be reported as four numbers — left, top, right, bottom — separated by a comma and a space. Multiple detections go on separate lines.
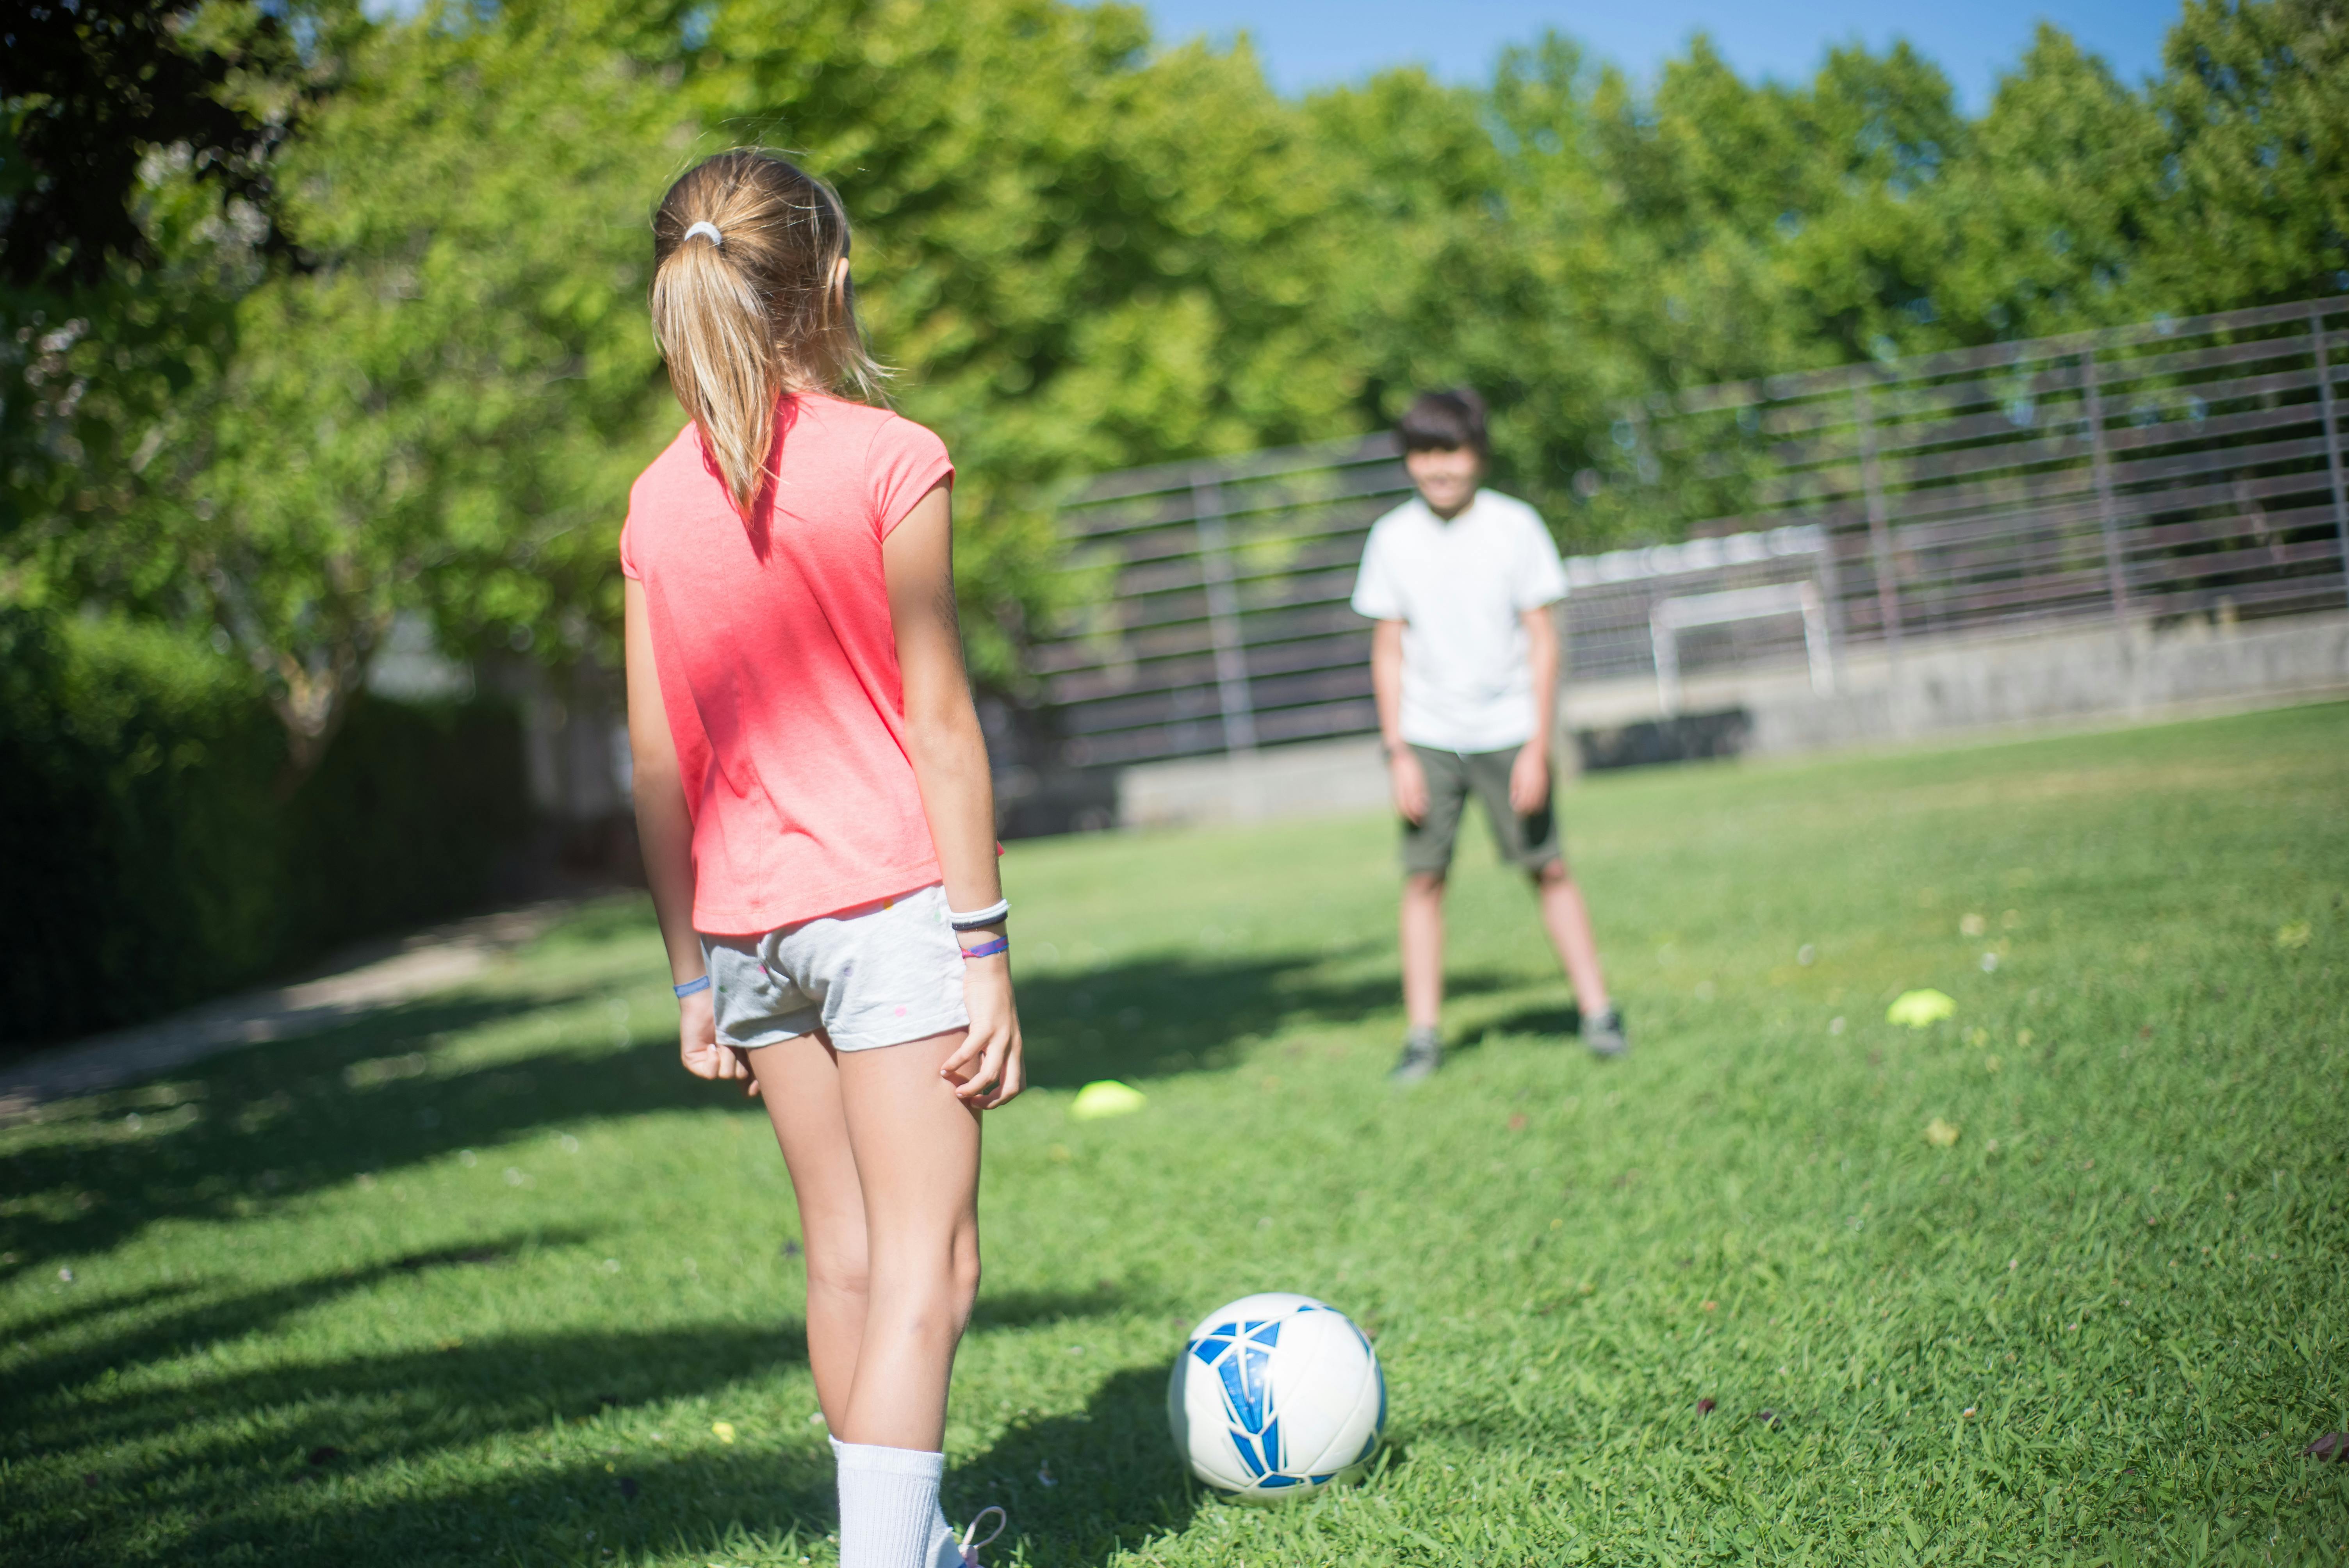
1649, 581, 1835, 716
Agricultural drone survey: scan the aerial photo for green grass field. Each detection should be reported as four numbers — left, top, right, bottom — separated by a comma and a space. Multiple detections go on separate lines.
5, 705, 2346, 1566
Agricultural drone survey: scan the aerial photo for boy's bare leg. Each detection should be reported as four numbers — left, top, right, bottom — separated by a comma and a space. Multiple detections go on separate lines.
1534, 859, 1611, 1019
1401, 871, 1448, 1029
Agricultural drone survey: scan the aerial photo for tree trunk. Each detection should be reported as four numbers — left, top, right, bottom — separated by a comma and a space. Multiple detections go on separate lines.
265, 619, 384, 797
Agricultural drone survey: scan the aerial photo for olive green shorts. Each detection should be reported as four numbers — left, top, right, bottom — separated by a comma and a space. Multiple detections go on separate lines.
1401, 744, 1562, 877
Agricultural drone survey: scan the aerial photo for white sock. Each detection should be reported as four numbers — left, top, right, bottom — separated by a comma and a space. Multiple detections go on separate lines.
831, 1437, 961, 1568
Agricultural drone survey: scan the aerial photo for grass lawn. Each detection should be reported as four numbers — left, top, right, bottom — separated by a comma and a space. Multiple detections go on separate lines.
4, 704, 2346, 1566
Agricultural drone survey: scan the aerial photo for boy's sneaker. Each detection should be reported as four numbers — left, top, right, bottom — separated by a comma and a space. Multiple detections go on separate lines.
1388, 1026, 1442, 1084
1583, 1008, 1628, 1058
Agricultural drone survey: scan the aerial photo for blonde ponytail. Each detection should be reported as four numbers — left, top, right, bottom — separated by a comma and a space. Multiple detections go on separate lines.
649, 152, 888, 516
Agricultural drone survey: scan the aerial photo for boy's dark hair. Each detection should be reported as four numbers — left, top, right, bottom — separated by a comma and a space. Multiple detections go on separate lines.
1398, 387, 1490, 458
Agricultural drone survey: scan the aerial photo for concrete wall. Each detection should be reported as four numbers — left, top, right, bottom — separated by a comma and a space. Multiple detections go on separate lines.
1112, 610, 2349, 830
1117, 733, 1390, 830
1748, 610, 2349, 754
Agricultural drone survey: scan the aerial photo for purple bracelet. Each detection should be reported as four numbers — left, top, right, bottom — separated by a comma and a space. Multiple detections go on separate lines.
959, 935, 1009, 960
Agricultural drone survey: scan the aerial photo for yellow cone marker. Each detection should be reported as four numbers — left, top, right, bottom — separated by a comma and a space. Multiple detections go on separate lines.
1069, 1080, 1146, 1121
1886, 989, 1957, 1028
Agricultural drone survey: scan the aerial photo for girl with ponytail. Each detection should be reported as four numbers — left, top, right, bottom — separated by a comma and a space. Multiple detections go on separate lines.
623, 150, 1018, 1568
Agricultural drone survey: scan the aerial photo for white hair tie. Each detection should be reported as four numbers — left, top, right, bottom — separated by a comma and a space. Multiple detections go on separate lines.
683, 220, 723, 248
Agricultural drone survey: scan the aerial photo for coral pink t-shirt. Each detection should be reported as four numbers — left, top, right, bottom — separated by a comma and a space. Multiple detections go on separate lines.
620, 394, 954, 934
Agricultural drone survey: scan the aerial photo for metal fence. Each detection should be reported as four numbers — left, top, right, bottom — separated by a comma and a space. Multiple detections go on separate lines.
1042, 436, 1413, 767
1036, 295, 2349, 768
1655, 292, 2349, 660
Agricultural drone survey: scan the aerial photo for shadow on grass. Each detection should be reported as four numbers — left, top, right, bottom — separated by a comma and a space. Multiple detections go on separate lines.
1012, 950, 1513, 1089
0, 941, 1492, 1273
1465, 1000, 1583, 1046
948, 1364, 1201, 1565
7, 1326, 829, 1566
0, 989, 700, 1274
4, 1228, 597, 1401
0, 919, 1429, 1564
3, 1265, 1155, 1568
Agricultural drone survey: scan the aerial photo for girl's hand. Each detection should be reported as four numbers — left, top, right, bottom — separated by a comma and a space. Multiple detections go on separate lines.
941, 950, 1023, 1109
678, 989, 760, 1096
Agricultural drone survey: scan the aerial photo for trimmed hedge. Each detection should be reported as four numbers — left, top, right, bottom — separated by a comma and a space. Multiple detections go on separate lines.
0, 609, 527, 1046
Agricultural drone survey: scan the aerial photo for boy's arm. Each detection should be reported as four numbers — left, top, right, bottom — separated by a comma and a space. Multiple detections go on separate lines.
1372, 618, 1428, 824
1511, 602, 1560, 815
624, 578, 751, 1092
885, 479, 1024, 1109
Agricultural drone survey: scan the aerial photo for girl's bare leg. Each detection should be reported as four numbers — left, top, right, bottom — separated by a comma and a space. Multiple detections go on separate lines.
745, 1032, 870, 1430
834, 1028, 982, 1452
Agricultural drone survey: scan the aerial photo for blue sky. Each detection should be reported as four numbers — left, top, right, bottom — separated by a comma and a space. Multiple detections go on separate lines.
1142, 1, 2177, 110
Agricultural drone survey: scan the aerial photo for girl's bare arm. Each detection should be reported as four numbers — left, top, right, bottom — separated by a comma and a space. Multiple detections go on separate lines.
884, 481, 1024, 1108
624, 577, 751, 1090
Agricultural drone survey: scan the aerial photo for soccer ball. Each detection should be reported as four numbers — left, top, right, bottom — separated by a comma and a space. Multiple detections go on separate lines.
1167, 1292, 1386, 1501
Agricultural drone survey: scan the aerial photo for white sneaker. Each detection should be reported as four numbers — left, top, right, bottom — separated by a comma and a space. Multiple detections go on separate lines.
957, 1506, 1007, 1566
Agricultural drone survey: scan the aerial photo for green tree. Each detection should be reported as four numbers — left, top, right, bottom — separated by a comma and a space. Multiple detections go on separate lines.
1309, 31, 1979, 543
0, 0, 301, 287
18, 0, 2347, 780
32, 0, 688, 780
2146, 0, 2349, 310
1, 0, 316, 554
693, 0, 1363, 676
1932, 27, 2168, 339
192, 0, 685, 772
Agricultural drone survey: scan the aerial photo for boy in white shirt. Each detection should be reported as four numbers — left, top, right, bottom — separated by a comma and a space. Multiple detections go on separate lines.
1350, 388, 1625, 1082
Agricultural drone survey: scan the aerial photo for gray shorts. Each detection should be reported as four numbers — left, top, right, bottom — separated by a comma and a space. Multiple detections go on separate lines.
1401, 743, 1562, 877
700, 883, 970, 1053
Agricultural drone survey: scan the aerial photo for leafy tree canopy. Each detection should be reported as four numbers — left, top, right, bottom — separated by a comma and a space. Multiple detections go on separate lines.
4, 0, 2342, 780
0, 0, 302, 287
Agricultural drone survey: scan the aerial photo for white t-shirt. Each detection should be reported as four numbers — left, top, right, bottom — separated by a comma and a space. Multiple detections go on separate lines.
1350, 489, 1569, 753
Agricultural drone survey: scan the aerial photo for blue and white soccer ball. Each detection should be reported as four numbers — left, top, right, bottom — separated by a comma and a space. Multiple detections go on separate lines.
1167, 1292, 1387, 1501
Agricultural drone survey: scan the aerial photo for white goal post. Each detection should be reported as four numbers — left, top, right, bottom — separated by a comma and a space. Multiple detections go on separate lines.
1649, 582, 1835, 716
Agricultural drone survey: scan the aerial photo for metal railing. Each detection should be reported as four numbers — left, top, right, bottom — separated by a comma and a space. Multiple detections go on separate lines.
1043, 435, 1412, 767
1035, 296, 2349, 769
1650, 293, 2349, 661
